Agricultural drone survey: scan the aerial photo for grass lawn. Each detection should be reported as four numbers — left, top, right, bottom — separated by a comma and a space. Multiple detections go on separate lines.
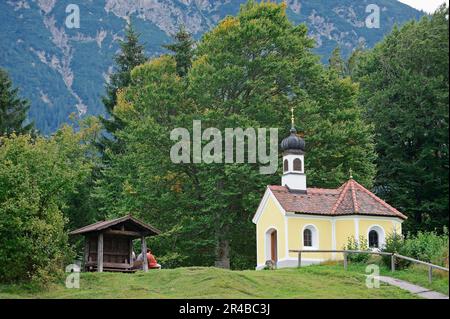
0, 263, 436, 299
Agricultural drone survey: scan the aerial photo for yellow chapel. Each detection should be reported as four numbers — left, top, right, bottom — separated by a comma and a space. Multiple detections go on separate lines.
252, 125, 407, 270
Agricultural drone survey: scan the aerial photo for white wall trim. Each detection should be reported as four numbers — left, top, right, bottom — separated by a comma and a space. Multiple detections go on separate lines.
252, 188, 286, 224
354, 217, 360, 244
285, 213, 403, 224
331, 219, 336, 259
284, 214, 289, 258
252, 188, 271, 224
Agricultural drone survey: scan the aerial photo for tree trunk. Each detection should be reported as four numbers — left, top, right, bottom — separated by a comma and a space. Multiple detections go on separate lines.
215, 234, 230, 269
214, 179, 231, 269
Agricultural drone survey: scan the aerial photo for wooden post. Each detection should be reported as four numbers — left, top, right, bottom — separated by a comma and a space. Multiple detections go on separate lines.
428, 266, 433, 284
83, 237, 90, 272
298, 252, 302, 268
141, 236, 148, 272
343, 253, 348, 270
391, 254, 396, 272
129, 238, 134, 268
97, 233, 103, 272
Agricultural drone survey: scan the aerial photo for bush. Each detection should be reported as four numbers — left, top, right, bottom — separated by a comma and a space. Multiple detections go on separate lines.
403, 229, 449, 267
156, 252, 188, 269
381, 230, 449, 269
381, 233, 411, 269
343, 236, 371, 263
0, 130, 93, 285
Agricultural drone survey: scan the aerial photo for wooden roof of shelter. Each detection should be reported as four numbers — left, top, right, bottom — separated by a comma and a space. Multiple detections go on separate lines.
69, 215, 161, 238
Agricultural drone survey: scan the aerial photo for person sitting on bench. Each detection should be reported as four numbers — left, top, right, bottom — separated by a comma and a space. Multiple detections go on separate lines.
136, 248, 161, 269
146, 249, 161, 269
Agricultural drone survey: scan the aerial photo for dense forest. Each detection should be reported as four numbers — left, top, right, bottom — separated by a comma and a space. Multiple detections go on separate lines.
0, 2, 448, 284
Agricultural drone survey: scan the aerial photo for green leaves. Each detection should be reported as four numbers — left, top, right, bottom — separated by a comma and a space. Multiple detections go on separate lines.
355, 6, 449, 232
99, 23, 148, 155
95, 1, 377, 269
0, 68, 34, 136
0, 122, 98, 284
163, 26, 194, 78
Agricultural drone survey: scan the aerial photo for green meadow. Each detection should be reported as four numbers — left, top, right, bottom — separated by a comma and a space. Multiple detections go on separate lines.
3, 264, 447, 299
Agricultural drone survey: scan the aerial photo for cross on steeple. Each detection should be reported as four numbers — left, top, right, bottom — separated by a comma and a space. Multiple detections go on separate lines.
291, 106, 295, 129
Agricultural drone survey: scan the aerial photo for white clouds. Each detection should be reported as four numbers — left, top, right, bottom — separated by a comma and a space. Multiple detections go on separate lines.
398, 0, 449, 13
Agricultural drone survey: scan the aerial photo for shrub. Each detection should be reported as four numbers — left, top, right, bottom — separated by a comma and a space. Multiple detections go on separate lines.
157, 252, 188, 269
343, 236, 371, 263
381, 230, 449, 269
0, 130, 93, 285
381, 233, 411, 269
403, 229, 449, 267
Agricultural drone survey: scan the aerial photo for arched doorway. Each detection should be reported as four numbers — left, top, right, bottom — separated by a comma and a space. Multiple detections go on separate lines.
265, 228, 278, 263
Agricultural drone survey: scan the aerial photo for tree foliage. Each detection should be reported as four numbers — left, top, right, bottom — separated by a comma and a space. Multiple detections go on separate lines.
95, 1, 376, 269
0, 122, 98, 284
163, 26, 195, 77
100, 23, 147, 153
354, 5, 449, 232
0, 68, 33, 136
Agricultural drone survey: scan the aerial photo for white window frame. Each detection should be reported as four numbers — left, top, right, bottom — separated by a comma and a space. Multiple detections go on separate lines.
367, 225, 386, 250
302, 224, 319, 250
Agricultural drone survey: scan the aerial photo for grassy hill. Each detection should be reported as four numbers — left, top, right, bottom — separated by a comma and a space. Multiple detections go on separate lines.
3, 264, 445, 299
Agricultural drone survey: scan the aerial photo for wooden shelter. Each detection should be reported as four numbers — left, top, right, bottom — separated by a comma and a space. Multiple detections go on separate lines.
69, 215, 161, 272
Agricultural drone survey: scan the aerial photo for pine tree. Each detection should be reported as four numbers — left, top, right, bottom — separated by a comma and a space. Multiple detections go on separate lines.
0, 68, 33, 136
328, 47, 346, 77
100, 23, 147, 150
355, 5, 449, 232
163, 26, 194, 77
346, 43, 365, 79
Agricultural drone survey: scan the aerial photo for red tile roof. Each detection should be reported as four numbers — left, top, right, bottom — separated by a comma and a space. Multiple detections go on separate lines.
269, 179, 407, 220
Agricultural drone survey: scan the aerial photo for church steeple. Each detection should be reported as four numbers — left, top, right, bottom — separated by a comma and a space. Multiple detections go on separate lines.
280, 107, 307, 192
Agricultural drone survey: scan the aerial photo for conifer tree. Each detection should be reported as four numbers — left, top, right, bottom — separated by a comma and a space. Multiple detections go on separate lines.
100, 23, 147, 151
328, 47, 346, 77
0, 68, 33, 136
355, 5, 449, 232
163, 26, 194, 77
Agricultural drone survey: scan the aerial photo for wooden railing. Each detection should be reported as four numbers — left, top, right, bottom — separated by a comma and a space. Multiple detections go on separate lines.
289, 249, 449, 283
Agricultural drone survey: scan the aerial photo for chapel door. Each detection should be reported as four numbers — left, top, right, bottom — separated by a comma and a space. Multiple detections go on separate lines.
270, 230, 278, 262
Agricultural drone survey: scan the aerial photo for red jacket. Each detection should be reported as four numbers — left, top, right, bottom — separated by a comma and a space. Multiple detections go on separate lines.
147, 253, 158, 268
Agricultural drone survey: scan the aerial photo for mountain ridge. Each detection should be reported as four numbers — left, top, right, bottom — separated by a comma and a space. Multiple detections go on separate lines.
0, 0, 423, 133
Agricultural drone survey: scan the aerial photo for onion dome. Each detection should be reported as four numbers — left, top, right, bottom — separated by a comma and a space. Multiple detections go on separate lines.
280, 127, 305, 152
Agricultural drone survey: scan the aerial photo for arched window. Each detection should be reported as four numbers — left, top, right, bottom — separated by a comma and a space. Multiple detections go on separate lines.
293, 158, 302, 172
302, 225, 318, 249
367, 225, 385, 249
283, 159, 289, 172
303, 229, 312, 247
369, 230, 379, 248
